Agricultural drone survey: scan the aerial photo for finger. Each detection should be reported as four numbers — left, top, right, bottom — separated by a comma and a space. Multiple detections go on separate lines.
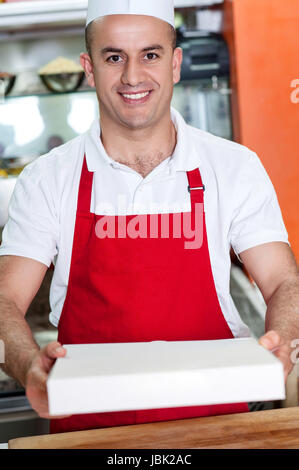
40, 343, 67, 370
26, 389, 49, 411
38, 413, 52, 419
274, 345, 292, 368
259, 330, 283, 351
42, 342, 67, 360
26, 384, 50, 416
267, 344, 293, 382
48, 414, 72, 420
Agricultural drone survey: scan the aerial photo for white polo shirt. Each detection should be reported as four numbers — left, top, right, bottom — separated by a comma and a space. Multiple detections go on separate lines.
0, 108, 289, 337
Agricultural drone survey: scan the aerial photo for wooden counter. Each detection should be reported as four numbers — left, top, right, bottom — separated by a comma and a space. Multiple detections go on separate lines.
8, 407, 299, 449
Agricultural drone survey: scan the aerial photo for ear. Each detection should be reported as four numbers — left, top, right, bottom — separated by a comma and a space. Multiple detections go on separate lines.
80, 52, 96, 88
172, 47, 183, 85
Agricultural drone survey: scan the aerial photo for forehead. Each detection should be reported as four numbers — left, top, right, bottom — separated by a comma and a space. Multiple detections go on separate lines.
92, 14, 171, 46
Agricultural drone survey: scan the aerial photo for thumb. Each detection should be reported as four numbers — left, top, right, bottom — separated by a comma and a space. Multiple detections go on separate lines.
43, 342, 67, 360
40, 342, 67, 372
259, 330, 282, 351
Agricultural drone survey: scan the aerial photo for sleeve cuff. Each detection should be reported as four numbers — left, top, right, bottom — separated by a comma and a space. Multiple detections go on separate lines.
0, 247, 52, 268
232, 231, 290, 263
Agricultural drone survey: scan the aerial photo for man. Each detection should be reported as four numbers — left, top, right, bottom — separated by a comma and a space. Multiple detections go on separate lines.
0, 0, 299, 434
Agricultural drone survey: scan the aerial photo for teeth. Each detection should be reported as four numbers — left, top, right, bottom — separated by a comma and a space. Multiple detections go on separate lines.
122, 92, 150, 100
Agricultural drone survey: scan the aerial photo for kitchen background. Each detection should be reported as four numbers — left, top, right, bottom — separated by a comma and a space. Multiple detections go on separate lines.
0, 0, 298, 442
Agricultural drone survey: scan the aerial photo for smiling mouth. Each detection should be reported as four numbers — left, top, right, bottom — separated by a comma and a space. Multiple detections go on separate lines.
119, 90, 153, 104
122, 91, 150, 99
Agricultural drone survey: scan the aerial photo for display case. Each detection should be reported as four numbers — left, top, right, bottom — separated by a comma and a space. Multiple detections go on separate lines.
0, 90, 98, 159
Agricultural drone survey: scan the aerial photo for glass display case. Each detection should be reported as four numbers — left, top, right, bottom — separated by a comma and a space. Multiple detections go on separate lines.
0, 90, 98, 159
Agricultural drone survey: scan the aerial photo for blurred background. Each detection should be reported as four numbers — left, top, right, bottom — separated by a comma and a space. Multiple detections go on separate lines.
0, 0, 298, 442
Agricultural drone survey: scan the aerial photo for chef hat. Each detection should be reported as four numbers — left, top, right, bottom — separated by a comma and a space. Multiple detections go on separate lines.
86, 0, 175, 28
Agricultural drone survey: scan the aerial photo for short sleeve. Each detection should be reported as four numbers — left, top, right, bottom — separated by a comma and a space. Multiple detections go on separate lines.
229, 151, 289, 259
0, 161, 59, 267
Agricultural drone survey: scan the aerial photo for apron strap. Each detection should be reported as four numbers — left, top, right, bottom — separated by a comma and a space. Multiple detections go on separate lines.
187, 168, 205, 205
77, 154, 94, 214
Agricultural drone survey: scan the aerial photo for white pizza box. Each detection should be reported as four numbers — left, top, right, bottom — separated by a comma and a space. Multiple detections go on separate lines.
47, 338, 285, 416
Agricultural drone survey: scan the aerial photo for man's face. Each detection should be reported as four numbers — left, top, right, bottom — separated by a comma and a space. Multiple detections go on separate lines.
80, 15, 182, 130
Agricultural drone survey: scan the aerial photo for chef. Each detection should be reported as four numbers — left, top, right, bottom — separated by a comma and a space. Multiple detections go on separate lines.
0, 0, 299, 434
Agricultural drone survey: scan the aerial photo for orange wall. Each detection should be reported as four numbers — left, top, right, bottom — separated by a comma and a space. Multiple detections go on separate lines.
223, 0, 299, 261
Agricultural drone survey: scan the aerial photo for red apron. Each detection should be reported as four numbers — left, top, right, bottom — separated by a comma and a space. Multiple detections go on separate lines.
50, 155, 248, 433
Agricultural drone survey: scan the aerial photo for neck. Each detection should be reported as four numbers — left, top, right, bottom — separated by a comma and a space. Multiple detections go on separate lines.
99, 111, 177, 178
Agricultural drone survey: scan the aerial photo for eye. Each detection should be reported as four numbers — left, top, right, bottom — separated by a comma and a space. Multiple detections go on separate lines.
145, 53, 158, 60
107, 55, 123, 63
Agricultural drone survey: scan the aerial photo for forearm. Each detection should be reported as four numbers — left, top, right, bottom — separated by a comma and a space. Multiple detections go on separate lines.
265, 275, 299, 345
0, 295, 40, 387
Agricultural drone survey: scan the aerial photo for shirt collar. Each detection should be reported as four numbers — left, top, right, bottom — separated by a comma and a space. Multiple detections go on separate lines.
84, 107, 201, 173
170, 108, 201, 172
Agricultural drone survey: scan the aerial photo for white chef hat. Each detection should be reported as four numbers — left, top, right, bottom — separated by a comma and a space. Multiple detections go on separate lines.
86, 0, 175, 28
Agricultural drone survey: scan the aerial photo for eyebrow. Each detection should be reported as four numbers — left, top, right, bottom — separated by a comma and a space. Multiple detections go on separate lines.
101, 44, 165, 55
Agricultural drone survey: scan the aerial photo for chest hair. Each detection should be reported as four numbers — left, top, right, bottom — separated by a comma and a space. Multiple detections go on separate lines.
115, 152, 170, 178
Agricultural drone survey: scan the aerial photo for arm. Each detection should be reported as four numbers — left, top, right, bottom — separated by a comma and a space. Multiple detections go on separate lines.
239, 242, 299, 380
0, 255, 66, 418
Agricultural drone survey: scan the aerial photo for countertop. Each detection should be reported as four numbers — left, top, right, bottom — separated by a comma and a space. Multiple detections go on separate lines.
8, 407, 299, 449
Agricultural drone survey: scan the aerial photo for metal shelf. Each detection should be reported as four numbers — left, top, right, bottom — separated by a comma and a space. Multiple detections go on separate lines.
4, 86, 95, 101
0, 0, 87, 31
0, 0, 223, 32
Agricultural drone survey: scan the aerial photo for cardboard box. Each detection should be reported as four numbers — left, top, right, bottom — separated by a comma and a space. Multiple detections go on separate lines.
47, 338, 285, 416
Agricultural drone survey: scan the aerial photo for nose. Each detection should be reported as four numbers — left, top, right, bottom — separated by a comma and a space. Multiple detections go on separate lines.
121, 59, 145, 87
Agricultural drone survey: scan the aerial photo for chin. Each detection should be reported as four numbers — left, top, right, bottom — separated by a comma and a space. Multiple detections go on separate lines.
120, 114, 153, 130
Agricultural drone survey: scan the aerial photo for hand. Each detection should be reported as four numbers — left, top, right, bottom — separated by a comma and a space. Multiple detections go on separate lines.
25, 341, 70, 419
259, 330, 294, 382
